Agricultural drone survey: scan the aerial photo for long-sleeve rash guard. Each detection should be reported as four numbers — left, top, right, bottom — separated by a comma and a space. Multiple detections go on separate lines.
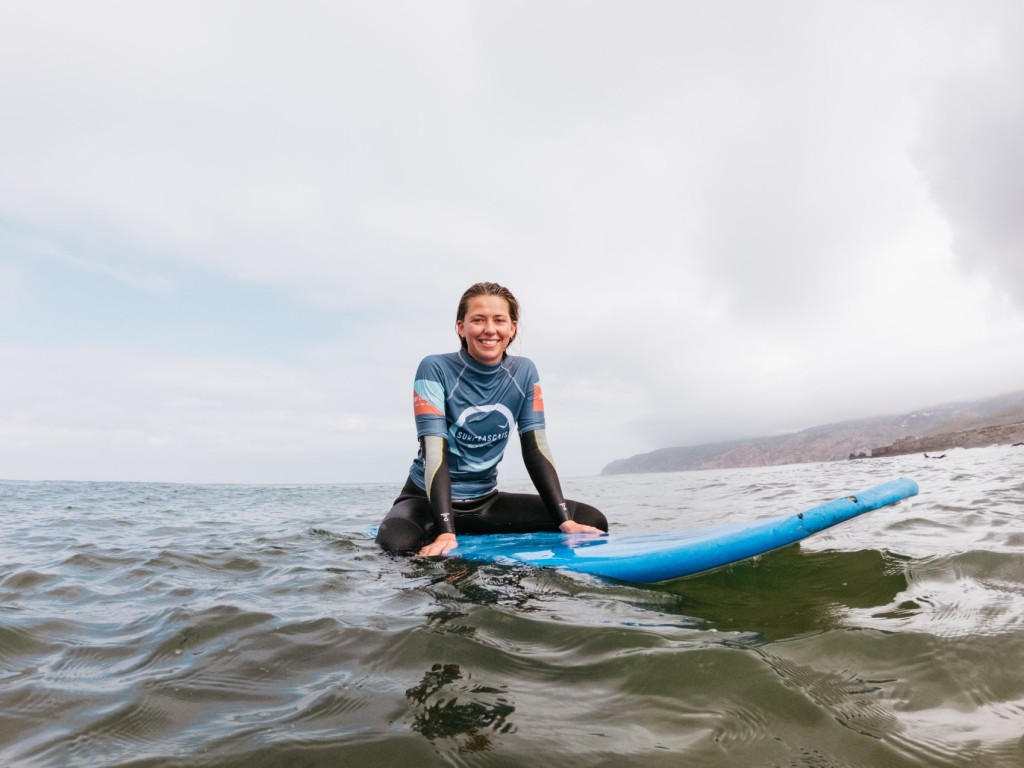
418, 427, 571, 536
409, 351, 569, 532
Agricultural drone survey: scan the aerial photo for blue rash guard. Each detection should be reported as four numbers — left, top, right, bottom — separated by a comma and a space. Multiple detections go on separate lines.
375, 349, 608, 552
409, 351, 546, 499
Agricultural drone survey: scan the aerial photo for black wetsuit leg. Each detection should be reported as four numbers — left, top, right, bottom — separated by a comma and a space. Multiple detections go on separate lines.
375, 480, 608, 552
454, 492, 608, 535
375, 478, 436, 552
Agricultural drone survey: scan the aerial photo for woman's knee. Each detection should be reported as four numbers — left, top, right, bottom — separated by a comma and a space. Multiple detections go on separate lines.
375, 517, 428, 553
572, 502, 608, 532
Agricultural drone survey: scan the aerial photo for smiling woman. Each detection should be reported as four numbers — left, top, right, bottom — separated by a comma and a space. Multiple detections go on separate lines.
375, 282, 608, 556
455, 283, 519, 365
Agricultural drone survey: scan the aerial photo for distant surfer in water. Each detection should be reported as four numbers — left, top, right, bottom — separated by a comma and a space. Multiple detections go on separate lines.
375, 281, 607, 555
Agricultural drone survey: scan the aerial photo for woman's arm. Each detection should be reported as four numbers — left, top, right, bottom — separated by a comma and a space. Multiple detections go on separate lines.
521, 429, 603, 533
418, 435, 459, 555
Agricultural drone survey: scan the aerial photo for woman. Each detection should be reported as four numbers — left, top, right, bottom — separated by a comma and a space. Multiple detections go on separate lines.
376, 282, 608, 556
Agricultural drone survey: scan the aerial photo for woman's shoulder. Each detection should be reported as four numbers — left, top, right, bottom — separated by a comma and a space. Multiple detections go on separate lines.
504, 354, 540, 377
415, 351, 463, 375
418, 351, 459, 365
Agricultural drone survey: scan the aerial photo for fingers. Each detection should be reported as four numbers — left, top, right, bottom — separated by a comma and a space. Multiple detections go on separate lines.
417, 535, 458, 557
558, 520, 605, 535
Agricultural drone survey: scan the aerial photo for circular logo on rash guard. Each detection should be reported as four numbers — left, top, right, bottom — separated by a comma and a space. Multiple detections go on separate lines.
449, 404, 515, 470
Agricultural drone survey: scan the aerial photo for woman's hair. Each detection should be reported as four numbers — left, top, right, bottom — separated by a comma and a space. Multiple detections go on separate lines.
456, 282, 519, 352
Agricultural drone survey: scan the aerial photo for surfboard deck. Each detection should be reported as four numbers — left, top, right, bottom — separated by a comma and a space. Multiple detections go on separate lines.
446, 477, 919, 583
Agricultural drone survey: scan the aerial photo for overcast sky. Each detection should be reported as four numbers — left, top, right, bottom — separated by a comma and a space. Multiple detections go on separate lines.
2, 0, 1023, 484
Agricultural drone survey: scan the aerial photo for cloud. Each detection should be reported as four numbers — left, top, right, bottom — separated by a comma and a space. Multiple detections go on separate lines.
1, 2, 1023, 482
913, 0, 1024, 309
0, 1, 928, 316
0, 260, 29, 316
0, 343, 412, 483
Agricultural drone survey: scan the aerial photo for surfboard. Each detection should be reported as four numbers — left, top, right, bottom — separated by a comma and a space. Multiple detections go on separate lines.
446, 477, 919, 583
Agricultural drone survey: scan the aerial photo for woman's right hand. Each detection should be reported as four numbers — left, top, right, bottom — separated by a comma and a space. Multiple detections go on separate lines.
418, 533, 458, 557
559, 520, 604, 535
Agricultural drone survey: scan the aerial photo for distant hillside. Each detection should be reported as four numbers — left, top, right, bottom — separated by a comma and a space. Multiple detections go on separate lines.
600, 389, 1024, 475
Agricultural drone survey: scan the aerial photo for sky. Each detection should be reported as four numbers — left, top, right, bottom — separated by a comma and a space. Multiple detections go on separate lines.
1, 0, 1023, 485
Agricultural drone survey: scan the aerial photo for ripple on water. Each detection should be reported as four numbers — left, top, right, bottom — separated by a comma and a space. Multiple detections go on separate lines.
760, 627, 1024, 766
3, 456, 1024, 766
852, 550, 1024, 638
2, 569, 60, 591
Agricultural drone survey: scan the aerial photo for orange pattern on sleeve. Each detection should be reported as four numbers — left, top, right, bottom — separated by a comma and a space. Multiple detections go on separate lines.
414, 392, 444, 416
532, 384, 545, 412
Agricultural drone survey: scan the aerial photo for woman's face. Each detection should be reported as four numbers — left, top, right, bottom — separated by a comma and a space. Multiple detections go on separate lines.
457, 295, 518, 365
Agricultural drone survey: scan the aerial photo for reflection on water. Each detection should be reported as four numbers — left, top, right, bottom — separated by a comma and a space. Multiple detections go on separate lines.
406, 663, 515, 751
658, 545, 909, 640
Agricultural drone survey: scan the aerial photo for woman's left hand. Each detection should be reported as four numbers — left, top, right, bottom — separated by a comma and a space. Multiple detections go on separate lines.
559, 520, 604, 534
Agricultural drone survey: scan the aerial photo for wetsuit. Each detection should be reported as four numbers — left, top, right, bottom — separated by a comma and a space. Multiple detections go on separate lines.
375, 351, 607, 552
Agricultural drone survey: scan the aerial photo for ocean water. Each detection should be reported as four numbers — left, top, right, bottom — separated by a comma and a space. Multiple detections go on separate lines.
2, 445, 1024, 767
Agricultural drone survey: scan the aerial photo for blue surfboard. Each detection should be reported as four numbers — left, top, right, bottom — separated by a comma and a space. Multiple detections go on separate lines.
446, 478, 919, 583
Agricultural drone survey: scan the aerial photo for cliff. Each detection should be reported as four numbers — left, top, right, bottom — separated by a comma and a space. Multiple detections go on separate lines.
869, 421, 1024, 458
601, 389, 1024, 475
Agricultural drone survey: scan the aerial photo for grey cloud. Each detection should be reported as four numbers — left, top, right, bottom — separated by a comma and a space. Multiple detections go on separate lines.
914, 3, 1024, 308
3, 2, 1024, 481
